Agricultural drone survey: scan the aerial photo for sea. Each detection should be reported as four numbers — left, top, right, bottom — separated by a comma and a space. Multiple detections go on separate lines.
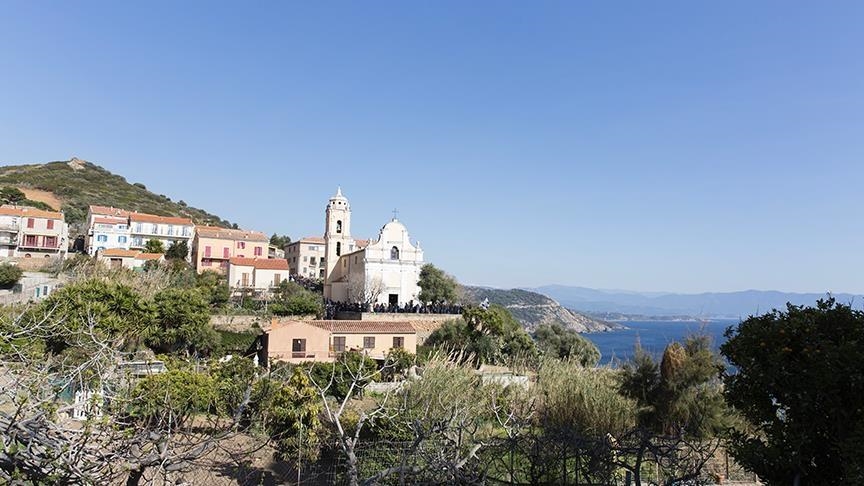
582, 320, 741, 367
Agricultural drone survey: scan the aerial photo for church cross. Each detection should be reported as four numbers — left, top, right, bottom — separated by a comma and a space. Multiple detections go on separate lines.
392, 208, 399, 219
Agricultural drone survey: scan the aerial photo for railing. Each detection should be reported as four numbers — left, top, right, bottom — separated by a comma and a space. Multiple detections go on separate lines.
18, 242, 61, 250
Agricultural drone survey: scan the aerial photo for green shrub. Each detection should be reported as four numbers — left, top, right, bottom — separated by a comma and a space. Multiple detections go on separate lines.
0, 263, 23, 289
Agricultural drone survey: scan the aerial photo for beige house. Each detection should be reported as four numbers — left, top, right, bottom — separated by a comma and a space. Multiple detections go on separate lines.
227, 257, 289, 293
192, 226, 269, 274
285, 236, 327, 278
97, 248, 164, 270
264, 319, 417, 364
0, 205, 69, 259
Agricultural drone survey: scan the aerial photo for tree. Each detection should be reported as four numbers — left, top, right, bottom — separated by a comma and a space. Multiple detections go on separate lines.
417, 264, 458, 304
149, 288, 220, 357
721, 298, 864, 485
0, 263, 23, 289
426, 305, 536, 365
144, 239, 165, 254
616, 336, 730, 486
195, 270, 230, 308
534, 322, 600, 366
165, 240, 189, 260
0, 186, 25, 204
269, 234, 291, 248
270, 281, 322, 317
347, 273, 385, 306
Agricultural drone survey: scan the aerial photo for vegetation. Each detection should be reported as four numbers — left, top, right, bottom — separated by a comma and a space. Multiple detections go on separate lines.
0, 263, 23, 289
143, 239, 165, 254
0, 186, 55, 210
165, 240, 189, 260
426, 304, 537, 365
417, 263, 459, 304
269, 280, 323, 317
0, 160, 233, 227
269, 233, 291, 248
534, 322, 600, 365
722, 298, 864, 484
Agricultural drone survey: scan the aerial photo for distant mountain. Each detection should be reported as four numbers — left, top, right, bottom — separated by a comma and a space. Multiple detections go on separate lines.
462, 286, 621, 333
0, 157, 234, 231
532, 285, 862, 319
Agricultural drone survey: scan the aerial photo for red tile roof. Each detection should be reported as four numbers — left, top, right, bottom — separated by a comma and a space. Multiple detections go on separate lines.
89, 205, 131, 217
298, 236, 326, 244
93, 217, 125, 225
230, 257, 289, 270
136, 253, 164, 261
0, 205, 64, 220
129, 213, 193, 225
197, 226, 268, 241
101, 248, 140, 258
355, 239, 370, 248
309, 320, 416, 334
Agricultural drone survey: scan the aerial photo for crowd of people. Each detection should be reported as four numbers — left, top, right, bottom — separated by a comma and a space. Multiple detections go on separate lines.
324, 299, 463, 319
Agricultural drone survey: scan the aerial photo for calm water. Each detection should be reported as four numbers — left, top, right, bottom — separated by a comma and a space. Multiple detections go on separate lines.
583, 320, 740, 366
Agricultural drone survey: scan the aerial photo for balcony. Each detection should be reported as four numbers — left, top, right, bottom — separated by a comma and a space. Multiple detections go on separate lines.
0, 224, 19, 233
18, 242, 61, 250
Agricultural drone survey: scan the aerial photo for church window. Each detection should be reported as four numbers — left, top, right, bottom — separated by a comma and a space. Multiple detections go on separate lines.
336, 220, 342, 234
390, 246, 399, 260
336, 242, 341, 256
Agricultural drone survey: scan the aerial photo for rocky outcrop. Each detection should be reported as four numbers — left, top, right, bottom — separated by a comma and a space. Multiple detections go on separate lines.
462, 286, 621, 333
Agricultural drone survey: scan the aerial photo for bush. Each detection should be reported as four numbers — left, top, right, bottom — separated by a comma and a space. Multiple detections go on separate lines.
0, 263, 23, 289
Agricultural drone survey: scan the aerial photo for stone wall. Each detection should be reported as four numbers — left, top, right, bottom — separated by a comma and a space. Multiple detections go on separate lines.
210, 313, 317, 333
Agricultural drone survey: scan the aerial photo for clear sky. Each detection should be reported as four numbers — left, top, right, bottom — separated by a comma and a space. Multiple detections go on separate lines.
1, 1, 862, 294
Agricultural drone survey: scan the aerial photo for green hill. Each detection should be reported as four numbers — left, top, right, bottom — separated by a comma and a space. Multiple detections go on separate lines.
0, 157, 233, 231
462, 286, 622, 333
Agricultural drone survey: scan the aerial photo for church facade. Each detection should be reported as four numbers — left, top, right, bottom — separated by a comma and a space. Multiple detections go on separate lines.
322, 188, 424, 306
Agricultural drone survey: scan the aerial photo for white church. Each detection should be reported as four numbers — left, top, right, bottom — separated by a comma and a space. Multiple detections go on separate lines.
322, 188, 424, 307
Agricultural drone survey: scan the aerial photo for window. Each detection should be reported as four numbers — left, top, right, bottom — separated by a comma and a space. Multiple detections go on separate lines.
118, 224, 127, 230
274, 274, 281, 286
237, 241, 245, 249
97, 235, 108, 242
47, 220, 54, 230
204, 246, 212, 257
26, 218, 34, 228
393, 337, 404, 349
118, 236, 127, 243
241, 273, 249, 287
151, 224, 158, 234
333, 336, 345, 353
390, 246, 400, 260
336, 242, 341, 256
43, 236, 57, 248
292, 338, 307, 358
254, 246, 262, 256
336, 220, 342, 233
24, 235, 37, 247
223, 247, 230, 258
202, 260, 212, 267
135, 223, 143, 232
303, 256, 308, 262
310, 257, 316, 265
363, 337, 375, 349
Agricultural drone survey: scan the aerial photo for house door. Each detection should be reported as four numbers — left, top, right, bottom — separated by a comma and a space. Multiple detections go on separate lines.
388, 294, 398, 306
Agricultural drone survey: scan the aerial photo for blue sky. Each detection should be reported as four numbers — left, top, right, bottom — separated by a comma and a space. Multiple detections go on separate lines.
1, 1, 862, 293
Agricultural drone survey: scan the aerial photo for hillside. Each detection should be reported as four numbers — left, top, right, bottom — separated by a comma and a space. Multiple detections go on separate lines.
0, 157, 233, 231
533, 284, 862, 318
462, 286, 620, 333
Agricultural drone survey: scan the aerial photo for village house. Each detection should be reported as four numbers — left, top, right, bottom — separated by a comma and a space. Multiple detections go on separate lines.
192, 226, 269, 274
284, 236, 326, 278
86, 206, 194, 259
227, 257, 289, 293
128, 213, 194, 254
96, 248, 164, 270
263, 318, 417, 365
0, 205, 69, 259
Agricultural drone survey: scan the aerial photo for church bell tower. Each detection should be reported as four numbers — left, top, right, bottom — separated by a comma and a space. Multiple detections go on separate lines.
323, 187, 352, 296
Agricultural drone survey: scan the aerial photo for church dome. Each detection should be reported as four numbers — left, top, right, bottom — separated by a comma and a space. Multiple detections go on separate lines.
328, 187, 349, 209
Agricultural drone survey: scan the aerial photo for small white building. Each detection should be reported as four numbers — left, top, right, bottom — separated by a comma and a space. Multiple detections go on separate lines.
86, 206, 132, 256
228, 257, 289, 293
97, 248, 164, 270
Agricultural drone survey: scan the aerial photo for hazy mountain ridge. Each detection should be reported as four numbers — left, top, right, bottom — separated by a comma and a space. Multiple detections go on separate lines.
532, 285, 862, 318
0, 158, 233, 230
462, 286, 621, 333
